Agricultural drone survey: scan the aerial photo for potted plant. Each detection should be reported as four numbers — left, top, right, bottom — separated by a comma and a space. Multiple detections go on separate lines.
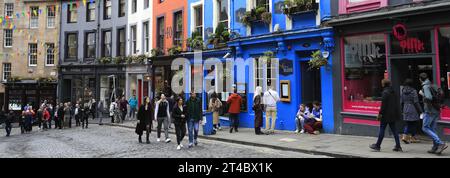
168, 46, 182, 56
308, 50, 328, 70
133, 54, 147, 64
113, 56, 126, 64
207, 23, 231, 48
151, 48, 164, 57
282, 0, 318, 16
241, 6, 272, 26
98, 57, 112, 64
187, 31, 204, 51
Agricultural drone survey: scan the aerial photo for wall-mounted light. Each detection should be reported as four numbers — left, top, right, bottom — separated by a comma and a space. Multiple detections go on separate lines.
322, 51, 330, 58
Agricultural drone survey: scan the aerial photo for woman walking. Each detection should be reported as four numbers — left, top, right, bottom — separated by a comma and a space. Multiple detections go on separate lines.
252, 87, 264, 135
400, 79, 423, 144
172, 97, 187, 150
209, 92, 222, 131
136, 97, 153, 144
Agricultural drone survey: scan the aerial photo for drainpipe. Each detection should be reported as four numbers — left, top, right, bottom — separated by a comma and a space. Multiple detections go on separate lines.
95, 0, 101, 104
57, 0, 63, 103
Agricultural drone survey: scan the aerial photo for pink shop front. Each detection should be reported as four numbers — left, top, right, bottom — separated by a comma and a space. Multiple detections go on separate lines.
330, 6, 450, 140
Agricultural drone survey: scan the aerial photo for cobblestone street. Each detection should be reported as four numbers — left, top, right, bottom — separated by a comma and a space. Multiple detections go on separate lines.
0, 124, 328, 158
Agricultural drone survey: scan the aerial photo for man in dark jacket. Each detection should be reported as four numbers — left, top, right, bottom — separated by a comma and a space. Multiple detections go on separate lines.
370, 79, 402, 152
57, 103, 64, 129
186, 92, 202, 148
4, 111, 14, 137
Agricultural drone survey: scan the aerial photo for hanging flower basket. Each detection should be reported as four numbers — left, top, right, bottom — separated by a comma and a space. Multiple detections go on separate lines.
308, 50, 328, 70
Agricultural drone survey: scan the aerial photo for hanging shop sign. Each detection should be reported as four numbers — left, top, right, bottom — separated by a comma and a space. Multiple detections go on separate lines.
279, 59, 293, 76
391, 23, 431, 54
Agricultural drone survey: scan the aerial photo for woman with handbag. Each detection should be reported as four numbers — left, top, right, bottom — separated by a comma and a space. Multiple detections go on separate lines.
172, 97, 187, 150
136, 97, 153, 144
252, 87, 264, 135
209, 92, 222, 131
400, 78, 423, 144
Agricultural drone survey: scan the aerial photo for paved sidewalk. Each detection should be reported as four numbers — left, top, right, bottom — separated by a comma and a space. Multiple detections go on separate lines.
102, 119, 449, 158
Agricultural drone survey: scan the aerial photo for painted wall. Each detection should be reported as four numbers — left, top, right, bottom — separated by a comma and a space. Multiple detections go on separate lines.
152, 0, 188, 52
127, 0, 153, 56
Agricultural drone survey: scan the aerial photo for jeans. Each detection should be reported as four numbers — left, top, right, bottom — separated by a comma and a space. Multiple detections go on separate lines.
295, 116, 305, 131
175, 122, 186, 145
422, 113, 443, 146
157, 117, 169, 139
187, 119, 199, 144
403, 121, 418, 136
229, 114, 239, 131
265, 107, 277, 131
129, 107, 136, 119
5, 123, 12, 136
82, 116, 89, 128
376, 122, 401, 148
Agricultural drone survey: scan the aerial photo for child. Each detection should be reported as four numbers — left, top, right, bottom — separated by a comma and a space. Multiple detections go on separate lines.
295, 104, 309, 134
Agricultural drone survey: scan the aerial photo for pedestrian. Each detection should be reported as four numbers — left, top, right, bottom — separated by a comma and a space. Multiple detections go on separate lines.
304, 102, 323, 135
42, 107, 50, 131
5, 111, 15, 137
69, 102, 74, 128
81, 103, 90, 129
64, 103, 71, 129
209, 92, 222, 132
89, 99, 96, 120
252, 87, 264, 135
74, 103, 80, 126
370, 79, 403, 152
119, 96, 129, 122
98, 100, 104, 125
57, 103, 64, 129
227, 87, 242, 133
47, 104, 53, 129
136, 97, 153, 144
110, 99, 118, 123
400, 78, 423, 144
36, 107, 43, 131
167, 94, 175, 129
128, 95, 138, 120
172, 97, 187, 150
295, 104, 309, 134
186, 92, 202, 148
263, 86, 280, 134
22, 106, 35, 133
419, 73, 448, 154
19, 108, 25, 134
154, 94, 171, 143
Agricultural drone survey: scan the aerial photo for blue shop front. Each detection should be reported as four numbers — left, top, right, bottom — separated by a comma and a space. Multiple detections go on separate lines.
184, 0, 335, 132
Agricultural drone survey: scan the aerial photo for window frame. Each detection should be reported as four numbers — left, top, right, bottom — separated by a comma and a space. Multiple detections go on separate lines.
2, 63, 11, 82
28, 43, 38, 67
118, 0, 126, 18
67, 3, 78, 23
86, 1, 96, 22
104, 0, 112, 20
117, 27, 126, 57
102, 30, 112, 57
173, 11, 183, 47
65, 32, 78, 61
340, 32, 389, 114
4, 3, 14, 17
339, 0, 388, 14
3, 29, 13, 48
30, 6, 40, 29
45, 43, 55, 66
130, 25, 137, 54
85, 31, 97, 59
143, 21, 150, 53
47, 5, 56, 28
156, 16, 165, 50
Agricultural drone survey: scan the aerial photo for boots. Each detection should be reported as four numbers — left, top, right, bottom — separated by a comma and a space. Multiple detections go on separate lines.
401, 134, 410, 144
138, 136, 142, 143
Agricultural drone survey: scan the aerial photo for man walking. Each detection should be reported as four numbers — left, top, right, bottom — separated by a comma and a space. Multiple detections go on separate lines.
154, 94, 171, 143
186, 92, 202, 147
419, 73, 447, 154
263, 86, 280, 134
119, 96, 128, 122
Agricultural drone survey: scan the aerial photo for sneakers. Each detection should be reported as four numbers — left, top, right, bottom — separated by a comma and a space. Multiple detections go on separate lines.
180, 144, 184, 148
194, 140, 198, 146
436, 144, 448, 155
393, 147, 403, 152
188, 143, 193, 148
300, 130, 305, 134
146, 140, 150, 144
218, 126, 222, 130
156, 138, 161, 142
177, 145, 181, 150
229, 128, 233, 133
313, 130, 320, 135
369, 144, 381, 152
427, 147, 437, 154
295, 129, 299, 133
165, 138, 171, 143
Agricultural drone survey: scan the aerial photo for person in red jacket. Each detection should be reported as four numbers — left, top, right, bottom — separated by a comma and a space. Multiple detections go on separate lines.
42, 107, 51, 131
227, 87, 242, 133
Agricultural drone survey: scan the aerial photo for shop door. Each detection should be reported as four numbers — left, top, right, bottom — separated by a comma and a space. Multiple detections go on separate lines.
391, 57, 434, 134
300, 61, 322, 106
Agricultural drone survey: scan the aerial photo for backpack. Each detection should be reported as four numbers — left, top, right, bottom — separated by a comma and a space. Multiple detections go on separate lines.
429, 85, 444, 110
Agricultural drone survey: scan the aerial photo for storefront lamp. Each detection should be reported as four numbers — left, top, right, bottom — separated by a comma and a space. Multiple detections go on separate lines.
322, 51, 330, 59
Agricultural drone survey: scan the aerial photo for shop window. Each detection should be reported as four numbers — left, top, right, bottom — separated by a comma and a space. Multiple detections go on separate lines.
342, 33, 387, 113
438, 26, 450, 121
339, 0, 388, 14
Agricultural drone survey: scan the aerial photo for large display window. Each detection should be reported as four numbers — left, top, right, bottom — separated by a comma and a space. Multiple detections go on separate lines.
437, 26, 450, 121
342, 33, 387, 113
